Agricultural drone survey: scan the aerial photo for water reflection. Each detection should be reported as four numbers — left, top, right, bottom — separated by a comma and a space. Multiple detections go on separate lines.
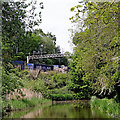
19, 103, 110, 118
21, 108, 43, 118
4, 101, 112, 118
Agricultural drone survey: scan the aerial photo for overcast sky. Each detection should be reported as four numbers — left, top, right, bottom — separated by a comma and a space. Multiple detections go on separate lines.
14, 0, 79, 53
38, 0, 79, 53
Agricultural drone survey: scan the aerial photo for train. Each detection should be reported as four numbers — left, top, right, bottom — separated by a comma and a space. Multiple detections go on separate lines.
14, 61, 25, 70
27, 63, 54, 71
13, 61, 70, 72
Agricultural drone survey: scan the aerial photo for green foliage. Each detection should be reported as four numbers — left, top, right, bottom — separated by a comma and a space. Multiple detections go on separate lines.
1, 0, 66, 102
70, 7, 75, 12
2, 1, 43, 65
39, 71, 70, 88
70, 1, 120, 99
22, 71, 72, 99
90, 96, 120, 117
1, 1, 63, 67
51, 86, 73, 95
2, 67, 30, 101
2, 69, 24, 98
73, 101, 89, 109
50, 94, 73, 101
69, 55, 92, 99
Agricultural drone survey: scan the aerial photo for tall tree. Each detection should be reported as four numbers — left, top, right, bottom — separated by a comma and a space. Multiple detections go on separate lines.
1, 0, 44, 98
69, 1, 120, 99
2, 1, 43, 68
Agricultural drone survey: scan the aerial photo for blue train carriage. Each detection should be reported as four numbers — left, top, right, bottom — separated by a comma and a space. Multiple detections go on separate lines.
14, 61, 25, 70
67, 67, 70, 72
34, 64, 54, 72
53, 65, 61, 70
27, 63, 54, 71
27, 63, 34, 70
44, 65, 54, 71
34, 64, 41, 70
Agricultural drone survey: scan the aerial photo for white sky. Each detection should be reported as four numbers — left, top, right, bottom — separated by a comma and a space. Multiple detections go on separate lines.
38, 0, 79, 53
14, 0, 79, 53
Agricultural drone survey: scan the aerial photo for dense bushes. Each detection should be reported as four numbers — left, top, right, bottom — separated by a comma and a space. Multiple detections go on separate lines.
2, 68, 25, 99
69, 56, 92, 100
90, 96, 120, 117
22, 71, 73, 99
39, 71, 70, 88
51, 86, 73, 94
69, 2, 120, 99
50, 94, 73, 101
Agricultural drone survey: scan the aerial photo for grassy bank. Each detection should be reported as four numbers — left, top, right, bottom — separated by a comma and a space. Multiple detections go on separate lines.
2, 71, 73, 116
2, 98, 51, 116
90, 96, 120, 118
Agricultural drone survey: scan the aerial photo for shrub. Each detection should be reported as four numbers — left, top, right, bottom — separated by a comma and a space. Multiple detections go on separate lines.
50, 94, 73, 101
90, 96, 120, 118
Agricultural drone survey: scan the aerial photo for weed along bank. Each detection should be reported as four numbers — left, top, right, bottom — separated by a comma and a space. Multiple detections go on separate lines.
2, 0, 120, 119
3, 71, 119, 119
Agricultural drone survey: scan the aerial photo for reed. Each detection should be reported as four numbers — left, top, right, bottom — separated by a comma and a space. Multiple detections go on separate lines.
90, 96, 120, 118
2, 98, 51, 116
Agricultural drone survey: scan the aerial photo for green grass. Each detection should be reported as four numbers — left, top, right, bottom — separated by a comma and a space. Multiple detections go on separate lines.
90, 96, 120, 118
3, 98, 51, 111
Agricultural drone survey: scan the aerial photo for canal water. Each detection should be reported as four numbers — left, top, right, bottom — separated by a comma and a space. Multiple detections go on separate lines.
5, 102, 111, 119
